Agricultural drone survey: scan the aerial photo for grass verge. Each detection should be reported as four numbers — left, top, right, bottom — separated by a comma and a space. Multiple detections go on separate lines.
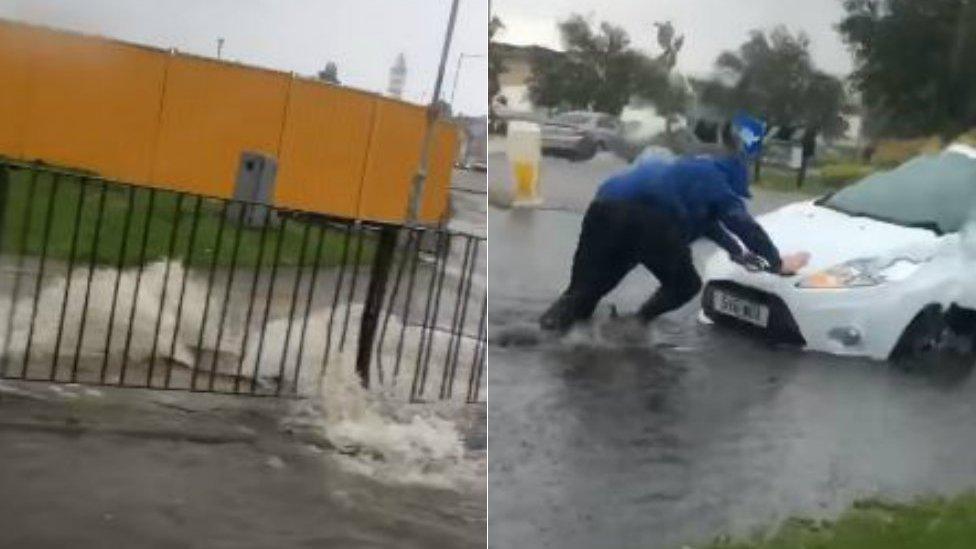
0, 167, 375, 268
753, 167, 834, 197
752, 163, 882, 198
700, 493, 976, 549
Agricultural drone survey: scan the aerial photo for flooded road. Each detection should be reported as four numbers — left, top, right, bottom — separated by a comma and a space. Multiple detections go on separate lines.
487, 151, 976, 548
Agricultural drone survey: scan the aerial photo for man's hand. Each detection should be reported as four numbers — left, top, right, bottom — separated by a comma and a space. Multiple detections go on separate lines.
730, 250, 769, 272
779, 252, 810, 275
732, 250, 810, 275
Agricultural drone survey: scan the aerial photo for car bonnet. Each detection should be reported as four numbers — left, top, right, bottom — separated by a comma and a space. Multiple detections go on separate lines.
755, 200, 945, 272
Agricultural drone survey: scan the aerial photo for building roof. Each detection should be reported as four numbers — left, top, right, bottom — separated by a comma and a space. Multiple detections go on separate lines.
493, 42, 562, 63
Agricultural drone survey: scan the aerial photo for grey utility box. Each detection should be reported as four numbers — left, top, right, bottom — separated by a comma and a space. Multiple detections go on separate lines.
228, 152, 278, 227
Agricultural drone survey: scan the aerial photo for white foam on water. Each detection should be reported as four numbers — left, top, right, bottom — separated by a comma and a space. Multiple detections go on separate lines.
561, 317, 656, 349
252, 306, 485, 490
0, 260, 485, 490
2, 261, 197, 376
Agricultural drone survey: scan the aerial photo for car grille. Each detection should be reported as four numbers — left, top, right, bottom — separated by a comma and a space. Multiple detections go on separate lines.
702, 280, 806, 346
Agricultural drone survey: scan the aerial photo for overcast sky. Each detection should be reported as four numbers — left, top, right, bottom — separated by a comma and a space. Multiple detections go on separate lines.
0, 0, 488, 116
493, 0, 854, 78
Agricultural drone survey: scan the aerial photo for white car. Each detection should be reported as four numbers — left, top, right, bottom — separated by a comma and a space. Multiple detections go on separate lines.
701, 143, 976, 362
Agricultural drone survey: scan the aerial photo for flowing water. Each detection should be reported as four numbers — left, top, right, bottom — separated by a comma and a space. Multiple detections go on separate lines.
0, 168, 487, 547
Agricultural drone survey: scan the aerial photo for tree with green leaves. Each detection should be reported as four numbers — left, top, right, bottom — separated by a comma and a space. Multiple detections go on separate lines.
631, 21, 690, 133
489, 15, 505, 102
698, 26, 848, 139
317, 62, 340, 85
838, 0, 976, 139
526, 15, 689, 125
528, 15, 640, 115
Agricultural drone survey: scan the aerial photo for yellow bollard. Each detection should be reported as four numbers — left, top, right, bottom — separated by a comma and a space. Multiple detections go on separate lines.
506, 121, 542, 206
513, 161, 537, 200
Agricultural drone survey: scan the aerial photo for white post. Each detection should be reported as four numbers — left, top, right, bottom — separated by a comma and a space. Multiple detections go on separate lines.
507, 121, 543, 207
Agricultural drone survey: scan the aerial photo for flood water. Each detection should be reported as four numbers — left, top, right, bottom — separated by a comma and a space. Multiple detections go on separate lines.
0, 169, 488, 548
487, 152, 976, 548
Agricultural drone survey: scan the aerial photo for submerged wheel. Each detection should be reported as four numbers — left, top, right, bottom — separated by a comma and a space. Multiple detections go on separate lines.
892, 305, 976, 383
891, 306, 947, 365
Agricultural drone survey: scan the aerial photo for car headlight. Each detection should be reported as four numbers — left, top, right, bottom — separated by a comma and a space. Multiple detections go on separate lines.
796, 257, 923, 289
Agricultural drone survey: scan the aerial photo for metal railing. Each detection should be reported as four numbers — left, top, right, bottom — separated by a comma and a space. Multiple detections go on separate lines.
0, 160, 485, 403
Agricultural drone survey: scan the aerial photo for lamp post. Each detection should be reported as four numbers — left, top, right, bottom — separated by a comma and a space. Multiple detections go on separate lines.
449, 53, 486, 111
356, 0, 461, 388
405, 0, 461, 223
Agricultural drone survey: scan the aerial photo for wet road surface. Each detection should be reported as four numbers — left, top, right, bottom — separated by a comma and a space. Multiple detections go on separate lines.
0, 382, 485, 549
487, 150, 976, 548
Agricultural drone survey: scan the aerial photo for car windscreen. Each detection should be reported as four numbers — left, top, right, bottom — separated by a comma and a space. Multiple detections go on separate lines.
821, 151, 976, 234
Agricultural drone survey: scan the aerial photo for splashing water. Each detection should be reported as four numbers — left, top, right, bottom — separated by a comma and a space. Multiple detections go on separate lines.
1, 261, 197, 379
247, 306, 485, 490
0, 260, 484, 489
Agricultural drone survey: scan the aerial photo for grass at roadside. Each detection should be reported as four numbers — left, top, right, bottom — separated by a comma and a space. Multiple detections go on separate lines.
753, 168, 832, 196
0, 167, 375, 268
699, 492, 976, 549
753, 162, 880, 197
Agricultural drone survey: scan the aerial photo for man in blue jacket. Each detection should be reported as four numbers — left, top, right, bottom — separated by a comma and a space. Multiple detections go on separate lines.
540, 113, 802, 332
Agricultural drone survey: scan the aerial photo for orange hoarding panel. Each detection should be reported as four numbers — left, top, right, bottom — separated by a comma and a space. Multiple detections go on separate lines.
358, 100, 425, 222
359, 101, 457, 223
359, 100, 457, 222
0, 19, 460, 226
276, 80, 374, 217
421, 121, 459, 222
20, 25, 166, 182
0, 21, 30, 158
151, 54, 289, 196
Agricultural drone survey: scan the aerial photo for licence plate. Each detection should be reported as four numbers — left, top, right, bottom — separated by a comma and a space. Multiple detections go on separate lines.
712, 290, 769, 327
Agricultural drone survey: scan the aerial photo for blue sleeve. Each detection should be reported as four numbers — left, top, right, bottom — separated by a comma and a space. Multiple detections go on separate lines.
704, 222, 742, 256
716, 200, 782, 271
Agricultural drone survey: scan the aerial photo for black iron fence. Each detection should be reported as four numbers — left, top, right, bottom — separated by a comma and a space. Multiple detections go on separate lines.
0, 160, 485, 403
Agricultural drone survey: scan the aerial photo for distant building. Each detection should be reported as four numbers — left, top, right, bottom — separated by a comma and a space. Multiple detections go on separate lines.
388, 53, 407, 98
454, 115, 487, 166
493, 42, 677, 127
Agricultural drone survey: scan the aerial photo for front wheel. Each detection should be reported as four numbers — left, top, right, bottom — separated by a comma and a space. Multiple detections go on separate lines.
890, 306, 976, 380
890, 306, 947, 366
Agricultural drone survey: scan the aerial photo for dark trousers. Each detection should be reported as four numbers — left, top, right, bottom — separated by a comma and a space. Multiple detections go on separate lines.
540, 200, 702, 331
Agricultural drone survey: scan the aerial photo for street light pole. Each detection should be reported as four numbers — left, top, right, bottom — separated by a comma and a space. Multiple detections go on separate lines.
449, 53, 486, 111
405, 0, 460, 224
356, 0, 461, 389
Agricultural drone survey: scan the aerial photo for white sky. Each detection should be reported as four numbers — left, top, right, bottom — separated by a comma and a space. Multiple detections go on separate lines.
492, 0, 854, 78
0, 0, 489, 116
